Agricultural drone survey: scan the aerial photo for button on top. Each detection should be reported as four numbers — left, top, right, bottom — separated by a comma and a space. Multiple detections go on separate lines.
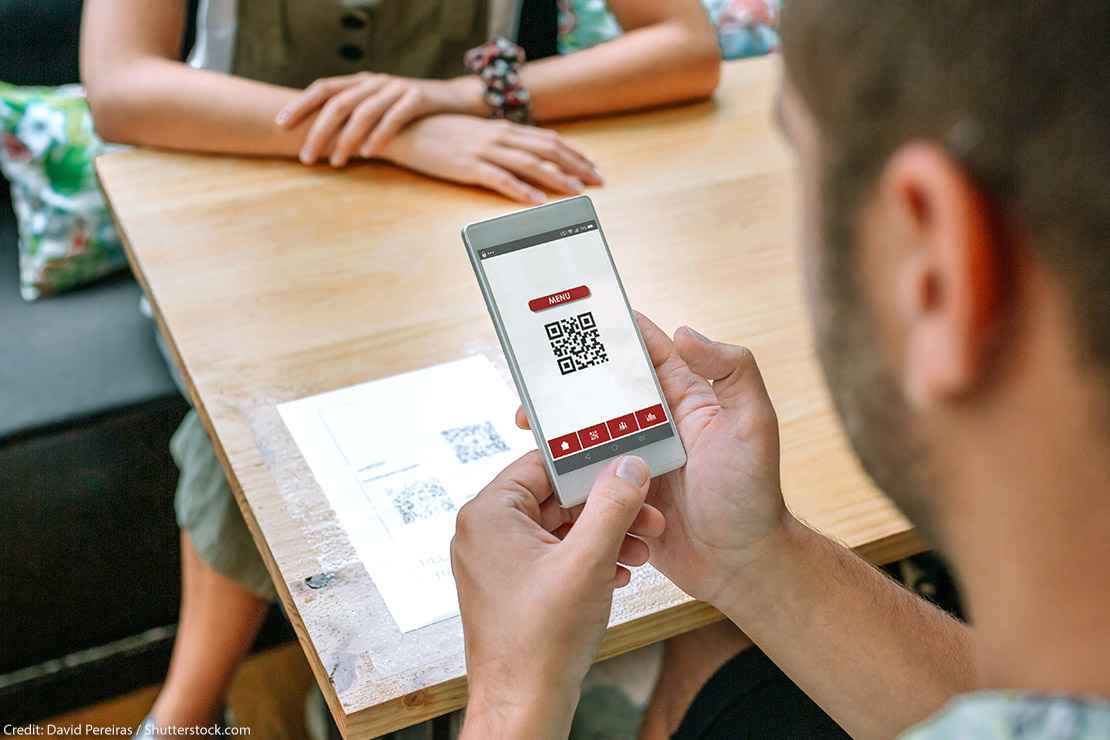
338, 43, 365, 61
341, 10, 369, 30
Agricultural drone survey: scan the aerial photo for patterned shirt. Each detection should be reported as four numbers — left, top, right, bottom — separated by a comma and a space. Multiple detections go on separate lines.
902, 693, 1110, 739
558, 0, 780, 59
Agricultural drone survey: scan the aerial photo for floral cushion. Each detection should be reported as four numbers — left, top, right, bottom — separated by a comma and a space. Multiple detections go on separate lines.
558, 0, 780, 60
0, 83, 127, 301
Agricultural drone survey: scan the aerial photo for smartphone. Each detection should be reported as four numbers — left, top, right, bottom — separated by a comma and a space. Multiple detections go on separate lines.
463, 196, 687, 507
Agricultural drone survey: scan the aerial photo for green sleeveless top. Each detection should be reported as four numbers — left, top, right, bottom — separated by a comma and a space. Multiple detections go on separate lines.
192, 0, 513, 86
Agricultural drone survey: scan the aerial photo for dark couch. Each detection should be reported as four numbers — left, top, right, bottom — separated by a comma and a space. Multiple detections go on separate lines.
0, 0, 289, 722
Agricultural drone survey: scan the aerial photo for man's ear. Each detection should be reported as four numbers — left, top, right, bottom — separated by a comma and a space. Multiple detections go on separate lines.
879, 143, 1005, 407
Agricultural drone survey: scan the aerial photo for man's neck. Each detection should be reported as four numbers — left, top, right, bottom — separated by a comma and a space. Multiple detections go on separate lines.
939, 368, 1110, 699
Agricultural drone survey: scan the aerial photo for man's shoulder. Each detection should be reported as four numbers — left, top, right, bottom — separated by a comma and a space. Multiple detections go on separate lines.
900, 692, 1110, 740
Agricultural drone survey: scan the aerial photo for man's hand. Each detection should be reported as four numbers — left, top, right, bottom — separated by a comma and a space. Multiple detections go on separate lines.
516, 314, 792, 607
452, 451, 665, 739
379, 114, 599, 204
636, 315, 794, 604
513, 316, 975, 739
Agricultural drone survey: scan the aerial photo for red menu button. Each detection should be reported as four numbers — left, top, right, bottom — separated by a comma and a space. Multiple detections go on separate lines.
577, 422, 611, 449
635, 404, 666, 430
606, 413, 638, 439
529, 285, 590, 313
548, 431, 582, 459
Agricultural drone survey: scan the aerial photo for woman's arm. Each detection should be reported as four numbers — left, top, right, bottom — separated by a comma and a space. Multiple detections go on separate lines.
522, 0, 722, 121
80, 0, 312, 155
282, 0, 721, 164
80, 0, 598, 201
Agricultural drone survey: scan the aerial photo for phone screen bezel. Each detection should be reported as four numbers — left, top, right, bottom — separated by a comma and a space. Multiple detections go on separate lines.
462, 196, 686, 506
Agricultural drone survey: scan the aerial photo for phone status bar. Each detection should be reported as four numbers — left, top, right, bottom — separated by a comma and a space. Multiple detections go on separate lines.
477, 220, 598, 261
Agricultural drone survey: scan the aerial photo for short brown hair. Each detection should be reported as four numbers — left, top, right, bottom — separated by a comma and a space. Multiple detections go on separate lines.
780, 2, 1110, 368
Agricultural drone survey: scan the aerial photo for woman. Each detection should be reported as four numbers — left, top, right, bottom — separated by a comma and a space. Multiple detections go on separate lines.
79, 1, 719, 737
83, 0, 721, 201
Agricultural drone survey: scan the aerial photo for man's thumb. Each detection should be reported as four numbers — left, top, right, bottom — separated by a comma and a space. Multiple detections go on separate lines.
674, 326, 768, 411
562, 456, 650, 569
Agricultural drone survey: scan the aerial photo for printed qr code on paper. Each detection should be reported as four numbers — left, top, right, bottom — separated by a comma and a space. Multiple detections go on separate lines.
544, 311, 609, 375
441, 421, 510, 464
386, 477, 454, 525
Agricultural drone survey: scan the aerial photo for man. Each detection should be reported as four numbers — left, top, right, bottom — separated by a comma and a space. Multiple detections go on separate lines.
450, 2, 1110, 738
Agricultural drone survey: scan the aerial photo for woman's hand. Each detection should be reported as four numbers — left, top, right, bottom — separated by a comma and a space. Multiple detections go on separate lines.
379, 114, 602, 203
276, 73, 485, 166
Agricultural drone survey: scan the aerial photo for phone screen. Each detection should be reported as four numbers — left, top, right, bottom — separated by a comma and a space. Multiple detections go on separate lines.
475, 218, 676, 475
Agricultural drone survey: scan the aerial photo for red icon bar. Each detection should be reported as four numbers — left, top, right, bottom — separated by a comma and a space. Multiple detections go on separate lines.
547, 404, 670, 462
606, 413, 638, 439
577, 422, 611, 449
635, 404, 666, 430
548, 431, 583, 459
528, 285, 591, 313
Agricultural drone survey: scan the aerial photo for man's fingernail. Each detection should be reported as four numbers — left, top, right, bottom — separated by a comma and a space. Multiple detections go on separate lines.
276, 111, 289, 125
529, 190, 546, 203
616, 456, 649, 486
569, 178, 585, 192
684, 327, 712, 343
299, 150, 312, 164
591, 167, 603, 184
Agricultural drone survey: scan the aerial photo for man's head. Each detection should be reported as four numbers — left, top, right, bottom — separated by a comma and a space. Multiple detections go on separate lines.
777, 3, 1110, 540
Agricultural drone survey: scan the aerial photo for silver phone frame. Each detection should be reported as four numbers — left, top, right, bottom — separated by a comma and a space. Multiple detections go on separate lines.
462, 195, 687, 507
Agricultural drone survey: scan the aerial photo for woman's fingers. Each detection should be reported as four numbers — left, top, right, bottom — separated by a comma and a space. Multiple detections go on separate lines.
484, 145, 585, 195
469, 161, 546, 204
331, 85, 407, 166
517, 124, 599, 172
300, 78, 391, 164
361, 89, 429, 158
277, 74, 366, 129
505, 128, 602, 186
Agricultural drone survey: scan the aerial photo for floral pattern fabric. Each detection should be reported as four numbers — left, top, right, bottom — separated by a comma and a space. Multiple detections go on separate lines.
0, 83, 127, 300
902, 693, 1110, 740
558, 0, 780, 59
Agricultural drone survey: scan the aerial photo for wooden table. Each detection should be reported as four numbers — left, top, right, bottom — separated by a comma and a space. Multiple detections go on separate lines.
97, 57, 923, 738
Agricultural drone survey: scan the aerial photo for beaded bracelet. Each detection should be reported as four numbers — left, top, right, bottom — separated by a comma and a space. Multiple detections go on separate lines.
464, 37, 533, 125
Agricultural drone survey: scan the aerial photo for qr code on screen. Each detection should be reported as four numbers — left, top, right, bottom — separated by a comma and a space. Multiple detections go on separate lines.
441, 421, 510, 464
545, 311, 609, 375
386, 477, 454, 525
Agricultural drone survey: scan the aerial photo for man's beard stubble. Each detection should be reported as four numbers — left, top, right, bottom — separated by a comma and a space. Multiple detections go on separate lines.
812, 235, 942, 546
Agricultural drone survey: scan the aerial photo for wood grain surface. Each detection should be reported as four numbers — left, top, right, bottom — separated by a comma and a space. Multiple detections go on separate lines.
96, 57, 925, 738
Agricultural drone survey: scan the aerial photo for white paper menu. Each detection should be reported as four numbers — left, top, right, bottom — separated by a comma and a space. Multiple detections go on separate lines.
277, 355, 535, 632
